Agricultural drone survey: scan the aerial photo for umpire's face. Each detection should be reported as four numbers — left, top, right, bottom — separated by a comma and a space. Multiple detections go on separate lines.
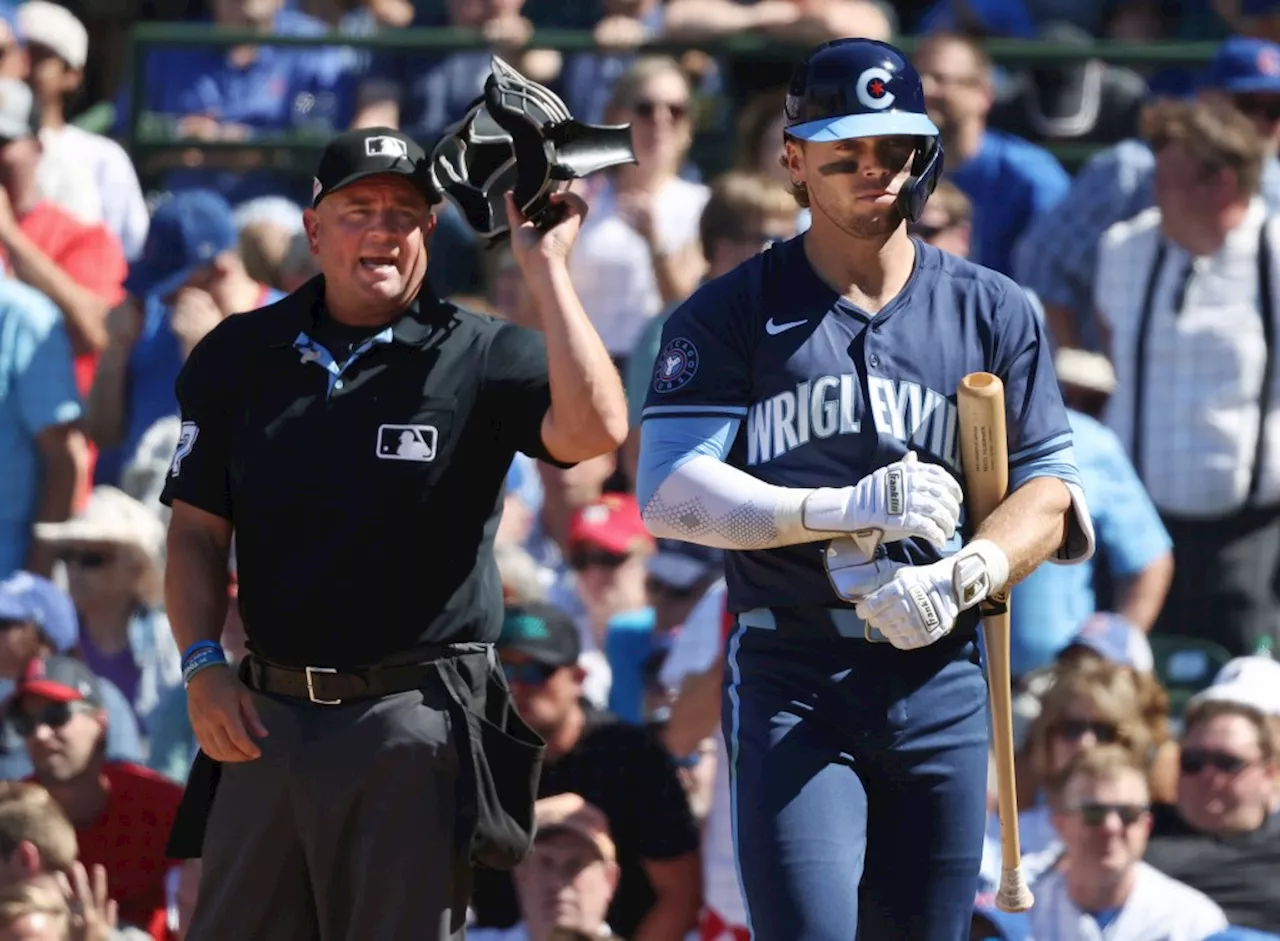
304, 175, 435, 311
785, 135, 916, 240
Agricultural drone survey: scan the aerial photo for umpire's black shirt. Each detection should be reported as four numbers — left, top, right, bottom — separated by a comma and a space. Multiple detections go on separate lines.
160, 276, 565, 666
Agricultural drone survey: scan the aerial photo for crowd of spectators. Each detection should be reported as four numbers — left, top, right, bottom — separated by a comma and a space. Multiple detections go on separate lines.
2, 0, 1280, 939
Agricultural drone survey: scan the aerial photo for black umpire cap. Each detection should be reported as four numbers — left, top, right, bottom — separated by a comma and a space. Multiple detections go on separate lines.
311, 127, 438, 207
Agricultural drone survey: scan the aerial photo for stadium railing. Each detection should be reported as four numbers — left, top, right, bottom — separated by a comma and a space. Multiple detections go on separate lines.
121, 24, 1224, 186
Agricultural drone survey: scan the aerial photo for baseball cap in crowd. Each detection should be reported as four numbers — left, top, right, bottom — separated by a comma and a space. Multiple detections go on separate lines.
1062, 613, 1154, 673
1054, 347, 1116, 395
533, 793, 616, 863
14, 655, 101, 707
1202, 36, 1280, 94
17, 1, 86, 70
0, 77, 34, 142
566, 494, 653, 559
1186, 655, 1280, 716
499, 602, 581, 668
0, 571, 77, 653
125, 190, 237, 300
646, 539, 723, 592
311, 127, 436, 208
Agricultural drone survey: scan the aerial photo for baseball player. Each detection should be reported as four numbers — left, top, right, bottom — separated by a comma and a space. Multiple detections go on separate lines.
635, 38, 1096, 941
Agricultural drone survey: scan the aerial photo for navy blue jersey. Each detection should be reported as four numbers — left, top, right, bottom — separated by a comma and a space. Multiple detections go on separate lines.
640, 236, 1074, 613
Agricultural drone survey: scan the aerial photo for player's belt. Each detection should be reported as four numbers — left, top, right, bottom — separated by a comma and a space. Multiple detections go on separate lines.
737, 607, 889, 643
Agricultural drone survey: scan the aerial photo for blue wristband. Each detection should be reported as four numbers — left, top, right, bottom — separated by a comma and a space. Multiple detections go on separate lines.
181, 640, 223, 669
182, 645, 227, 686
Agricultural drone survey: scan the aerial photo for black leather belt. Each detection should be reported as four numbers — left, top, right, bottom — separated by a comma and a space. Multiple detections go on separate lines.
244, 650, 465, 705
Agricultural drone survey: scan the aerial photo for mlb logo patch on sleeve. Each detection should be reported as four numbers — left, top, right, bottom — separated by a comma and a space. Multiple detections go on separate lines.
376, 424, 438, 462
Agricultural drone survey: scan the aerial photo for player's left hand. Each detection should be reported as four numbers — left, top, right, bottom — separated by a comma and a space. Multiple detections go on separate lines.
855, 540, 1010, 650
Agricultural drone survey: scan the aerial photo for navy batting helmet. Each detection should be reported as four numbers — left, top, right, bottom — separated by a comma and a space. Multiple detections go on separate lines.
784, 38, 943, 223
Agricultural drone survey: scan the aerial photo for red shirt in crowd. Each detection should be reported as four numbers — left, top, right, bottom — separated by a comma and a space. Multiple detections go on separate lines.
2, 201, 128, 504
74, 762, 183, 940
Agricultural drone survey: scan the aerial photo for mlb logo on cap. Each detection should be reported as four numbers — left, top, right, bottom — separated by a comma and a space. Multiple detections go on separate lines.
365, 136, 409, 158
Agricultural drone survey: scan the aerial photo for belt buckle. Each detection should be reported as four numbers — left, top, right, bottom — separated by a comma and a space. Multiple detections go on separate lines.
305, 666, 342, 705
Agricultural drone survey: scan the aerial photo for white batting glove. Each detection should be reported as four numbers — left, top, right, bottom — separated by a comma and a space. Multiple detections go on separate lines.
801, 451, 964, 549
824, 536, 908, 603
854, 540, 1010, 650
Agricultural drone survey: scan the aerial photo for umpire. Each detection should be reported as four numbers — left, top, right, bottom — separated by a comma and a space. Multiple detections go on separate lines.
160, 127, 627, 941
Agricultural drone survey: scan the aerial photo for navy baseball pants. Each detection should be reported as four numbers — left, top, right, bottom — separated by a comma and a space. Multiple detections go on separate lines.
722, 616, 989, 941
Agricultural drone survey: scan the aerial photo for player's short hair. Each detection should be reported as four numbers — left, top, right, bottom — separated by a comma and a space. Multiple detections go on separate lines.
0, 877, 70, 939
912, 31, 994, 84
922, 179, 971, 227
1047, 743, 1149, 806
0, 782, 77, 873
1182, 698, 1278, 763
698, 172, 796, 263
1028, 660, 1154, 787
1141, 97, 1266, 197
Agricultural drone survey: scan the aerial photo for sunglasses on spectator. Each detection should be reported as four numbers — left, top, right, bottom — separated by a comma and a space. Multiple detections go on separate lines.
1234, 94, 1280, 122
10, 701, 94, 737
632, 99, 689, 122
1052, 719, 1119, 744
1179, 749, 1257, 775
1071, 802, 1149, 827
0, 619, 29, 631
502, 661, 558, 686
58, 550, 113, 569
570, 549, 630, 572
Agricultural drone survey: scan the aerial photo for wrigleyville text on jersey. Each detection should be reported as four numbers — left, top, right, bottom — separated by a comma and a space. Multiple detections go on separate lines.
746, 374, 961, 470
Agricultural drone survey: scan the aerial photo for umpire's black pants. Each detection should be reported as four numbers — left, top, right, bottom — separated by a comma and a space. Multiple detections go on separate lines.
184, 670, 462, 941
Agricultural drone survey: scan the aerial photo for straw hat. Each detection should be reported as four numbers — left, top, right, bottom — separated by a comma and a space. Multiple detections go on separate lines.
34, 486, 165, 568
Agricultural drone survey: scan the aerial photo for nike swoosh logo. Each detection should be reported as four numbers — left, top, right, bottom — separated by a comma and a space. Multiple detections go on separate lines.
765, 318, 807, 335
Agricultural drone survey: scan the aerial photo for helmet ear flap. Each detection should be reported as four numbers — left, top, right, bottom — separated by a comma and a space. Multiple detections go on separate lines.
897, 136, 945, 224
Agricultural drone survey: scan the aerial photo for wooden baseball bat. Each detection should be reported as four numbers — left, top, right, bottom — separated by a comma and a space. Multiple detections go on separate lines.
957, 372, 1033, 914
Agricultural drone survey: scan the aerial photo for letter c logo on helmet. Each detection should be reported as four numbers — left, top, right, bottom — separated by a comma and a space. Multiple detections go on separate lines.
855, 67, 895, 111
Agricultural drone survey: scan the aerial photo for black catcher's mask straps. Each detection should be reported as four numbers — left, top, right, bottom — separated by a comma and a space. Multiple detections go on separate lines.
428, 56, 638, 242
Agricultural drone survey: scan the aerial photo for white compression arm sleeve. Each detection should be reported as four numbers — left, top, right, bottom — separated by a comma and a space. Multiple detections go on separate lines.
636, 416, 849, 550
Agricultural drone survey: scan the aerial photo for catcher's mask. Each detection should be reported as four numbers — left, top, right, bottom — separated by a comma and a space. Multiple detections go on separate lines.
429, 57, 638, 242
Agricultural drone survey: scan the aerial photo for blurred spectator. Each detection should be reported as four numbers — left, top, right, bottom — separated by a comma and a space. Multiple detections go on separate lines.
1031, 744, 1228, 939
906, 176, 972, 257
1019, 661, 1155, 862
19, 1, 148, 261
732, 87, 812, 229
559, 0, 665, 126
1144, 697, 1280, 930
117, 417, 182, 526
30, 486, 180, 734
1188, 655, 1280, 717
495, 543, 550, 605
1015, 36, 1280, 352
0, 75, 125, 383
990, 21, 1148, 149
353, 0, 555, 143
914, 31, 1070, 275
128, 0, 358, 206
85, 190, 283, 488
913, 0, 1037, 36
471, 793, 623, 941
0, 878, 68, 941
275, 231, 320, 294
1008, 357, 1172, 679
565, 495, 655, 724
471, 603, 702, 941
0, 277, 89, 580
568, 57, 709, 368
12, 655, 181, 940
145, 574, 245, 784
1095, 97, 1280, 657
653, 579, 744, 939
623, 170, 799, 479
0, 8, 24, 84
0, 571, 142, 780
231, 195, 303, 291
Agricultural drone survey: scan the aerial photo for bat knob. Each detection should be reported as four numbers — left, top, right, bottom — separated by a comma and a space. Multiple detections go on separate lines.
995, 866, 1034, 913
